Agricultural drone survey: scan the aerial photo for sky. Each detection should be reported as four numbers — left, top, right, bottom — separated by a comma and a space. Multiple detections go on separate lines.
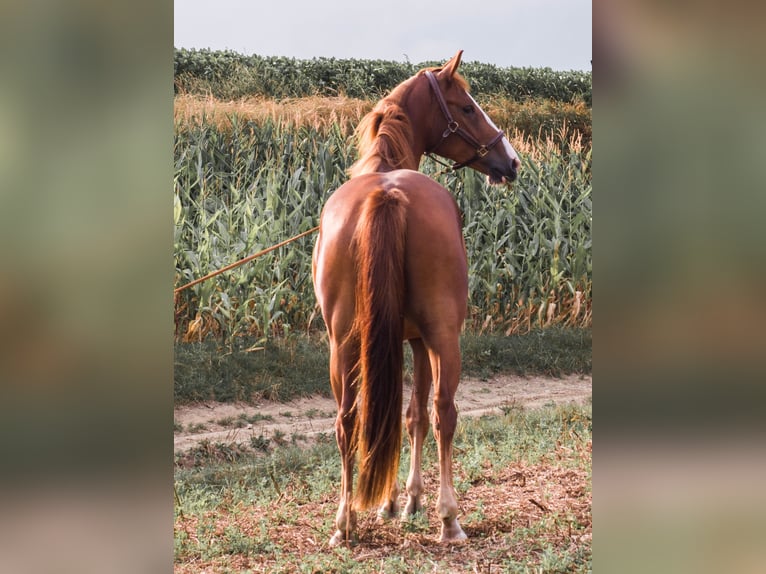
174, 0, 592, 71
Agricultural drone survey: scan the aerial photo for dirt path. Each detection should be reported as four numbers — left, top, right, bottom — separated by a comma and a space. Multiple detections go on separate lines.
174, 373, 591, 453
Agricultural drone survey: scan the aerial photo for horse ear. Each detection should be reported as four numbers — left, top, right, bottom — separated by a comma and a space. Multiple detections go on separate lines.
441, 50, 464, 80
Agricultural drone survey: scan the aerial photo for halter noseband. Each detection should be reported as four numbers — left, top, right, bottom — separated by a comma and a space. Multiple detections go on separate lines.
424, 70, 505, 170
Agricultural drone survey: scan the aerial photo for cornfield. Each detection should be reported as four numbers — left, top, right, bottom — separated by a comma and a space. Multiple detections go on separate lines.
174, 111, 591, 345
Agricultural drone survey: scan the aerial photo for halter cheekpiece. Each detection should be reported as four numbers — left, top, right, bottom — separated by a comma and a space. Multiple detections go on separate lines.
424, 70, 505, 170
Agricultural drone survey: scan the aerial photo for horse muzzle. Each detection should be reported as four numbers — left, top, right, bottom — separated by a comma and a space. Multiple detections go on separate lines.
487, 156, 520, 184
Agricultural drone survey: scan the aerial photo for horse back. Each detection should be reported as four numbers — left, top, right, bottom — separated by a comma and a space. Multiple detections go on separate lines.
314, 169, 468, 340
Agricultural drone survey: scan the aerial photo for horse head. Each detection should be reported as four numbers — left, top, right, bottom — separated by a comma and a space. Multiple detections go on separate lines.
420, 50, 521, 184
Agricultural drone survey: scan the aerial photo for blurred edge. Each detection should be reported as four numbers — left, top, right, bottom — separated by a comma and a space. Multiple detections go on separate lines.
1, 0, 765, 572
0, 1, 172, 573
595, 0, 766, 572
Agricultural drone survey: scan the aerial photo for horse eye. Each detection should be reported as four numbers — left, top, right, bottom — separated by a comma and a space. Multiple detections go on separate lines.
462, 105, 475, 114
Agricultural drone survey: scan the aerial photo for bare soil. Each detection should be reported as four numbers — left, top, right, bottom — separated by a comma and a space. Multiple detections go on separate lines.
174, 374, 591, 453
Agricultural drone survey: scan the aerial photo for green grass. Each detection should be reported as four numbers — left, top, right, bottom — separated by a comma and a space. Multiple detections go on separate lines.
174, 335, 331, 403
174, 328, 591, 405
461, 327, 592, 380
174, 403, 592, 572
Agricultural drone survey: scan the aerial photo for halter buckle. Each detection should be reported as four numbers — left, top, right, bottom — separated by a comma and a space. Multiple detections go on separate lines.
477, 145, 489, 158
443, 121, 459, 137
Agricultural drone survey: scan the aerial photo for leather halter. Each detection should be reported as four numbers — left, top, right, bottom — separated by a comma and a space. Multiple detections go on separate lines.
424, 70, 505, 170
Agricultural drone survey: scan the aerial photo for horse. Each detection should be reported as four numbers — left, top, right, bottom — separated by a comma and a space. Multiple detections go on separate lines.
312, 50, 520, 546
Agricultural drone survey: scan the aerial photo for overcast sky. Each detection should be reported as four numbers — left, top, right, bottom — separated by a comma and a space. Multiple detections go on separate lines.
174, 0, 592, 71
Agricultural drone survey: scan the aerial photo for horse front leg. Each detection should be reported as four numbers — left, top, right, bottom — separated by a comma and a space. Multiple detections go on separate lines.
430, 339, 467, 542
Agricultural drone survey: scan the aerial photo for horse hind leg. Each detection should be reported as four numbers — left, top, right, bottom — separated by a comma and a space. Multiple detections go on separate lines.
401, 337, 432, 518
378, 336, 433, 522
328, 339, 359, 546
331, 406, 357, 547
376, 482, 400, 522
428, 336, 467, 542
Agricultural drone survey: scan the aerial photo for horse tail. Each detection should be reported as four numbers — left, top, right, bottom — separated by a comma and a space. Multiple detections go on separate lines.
352, 187, 408, 510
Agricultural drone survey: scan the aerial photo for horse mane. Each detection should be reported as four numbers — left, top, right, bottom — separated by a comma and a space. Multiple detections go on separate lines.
349, 69, 470, 178
349, 100, 416, 177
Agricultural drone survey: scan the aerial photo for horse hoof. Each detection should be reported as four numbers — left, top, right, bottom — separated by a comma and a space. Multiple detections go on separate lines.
440, 523, 468, 543
402, 499, 423, 517
329, 530, 356, 547
377, 504, 400, 522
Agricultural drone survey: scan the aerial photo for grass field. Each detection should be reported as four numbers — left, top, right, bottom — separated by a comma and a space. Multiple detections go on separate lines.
174, 327, 591, 404
175, 401, 592, 573
174, 328, 592, 572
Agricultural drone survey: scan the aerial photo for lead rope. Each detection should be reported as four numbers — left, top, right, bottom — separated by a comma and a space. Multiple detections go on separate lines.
424, 153, 455, 178
174, 225, 320, 295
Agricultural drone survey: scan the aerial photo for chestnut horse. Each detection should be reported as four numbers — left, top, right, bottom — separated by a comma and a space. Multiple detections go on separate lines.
312, 50, 520, 545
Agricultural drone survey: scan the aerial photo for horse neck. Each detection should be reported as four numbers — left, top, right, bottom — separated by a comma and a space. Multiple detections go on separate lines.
390, 75, 433, 167
399, 75, 435, 163
351, 76, 432, 177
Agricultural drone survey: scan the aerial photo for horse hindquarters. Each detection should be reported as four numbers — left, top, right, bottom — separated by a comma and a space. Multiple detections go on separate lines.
400, 179, 468, 541
352, 187, 408, 511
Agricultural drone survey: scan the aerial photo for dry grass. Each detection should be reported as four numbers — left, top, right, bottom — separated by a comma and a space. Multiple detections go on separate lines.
484, 96, 592, 145
174, 93, 373, 133
507, 124, 588, 162
174, 93, 591, 146
174, 403, 592, 572
175, 458, 591, 573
